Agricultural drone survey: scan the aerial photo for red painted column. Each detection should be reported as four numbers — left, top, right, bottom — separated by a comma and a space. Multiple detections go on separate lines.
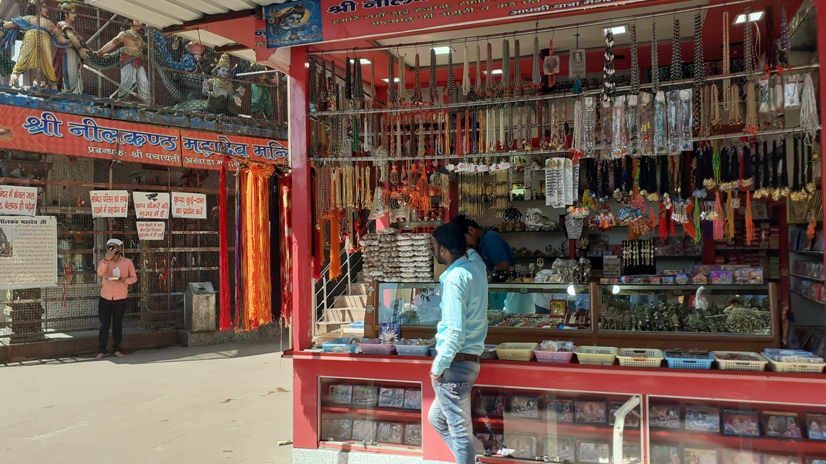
819, 5, 826, 322
290, 45, 312, 351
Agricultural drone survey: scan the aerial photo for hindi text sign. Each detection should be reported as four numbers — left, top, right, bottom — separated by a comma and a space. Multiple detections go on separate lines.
0, 185, 37, 216
90, 190, 129, 218
171, 193, 207, 219
136, 221, 166, 241
133, 192, 170, 219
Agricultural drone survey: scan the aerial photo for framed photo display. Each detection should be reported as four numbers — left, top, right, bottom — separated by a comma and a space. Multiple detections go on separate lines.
722, 410, 760, 437
685, 406, 721, 433
575, 400, 607, 424
762, 412, 803, 439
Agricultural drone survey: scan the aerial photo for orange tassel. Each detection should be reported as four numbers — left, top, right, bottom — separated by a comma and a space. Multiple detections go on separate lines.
684, 200, 697, 239
745, 192, 755, 245
808, 217, 817, 239
242, 164, 276, 330
328, 210, 342, 281
725, 192, 736, 241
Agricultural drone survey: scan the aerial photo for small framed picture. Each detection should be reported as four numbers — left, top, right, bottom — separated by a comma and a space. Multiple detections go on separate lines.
762, 412, 803, 438
476, 394, 505, 417
475, 432, 503, 455
622, 444, 642, 464
328, 384, 354, 405
651, 445, 681, 464
576, 400, 607, 424
404, 424, 422, 447
650, 404, 681, 429
351, 385, 379, 407
378, 387, 405, 408
510, 395, 540, 418
685, 406, 721, 433
722, 449, 759, 464
321, 419, 352, 441
545, 436, 576, 462
684, 447, 718, 464
403, 389, 422, 410
506, 434, 537, 459
722, 410, 760, 437
763, 455, 802, 464
609, 402, 641, 429
545, 399, 574, 423
805, 413, 826, 440
376, 421, 404, 444
351, 419, 377, 442
577, 440, 611, 464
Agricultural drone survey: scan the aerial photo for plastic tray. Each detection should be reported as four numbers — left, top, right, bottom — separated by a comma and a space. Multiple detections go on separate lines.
664, 351, 714, 370
711, 351, 768, 371
394, 343, 434, 356
359, 339, 397, 355
574, 346, 618, 365
495, 343, 539, 361
617, 348, 664, 367
534, 350, 575, 364
767, 359, 826, 373
322, 337, 360, 353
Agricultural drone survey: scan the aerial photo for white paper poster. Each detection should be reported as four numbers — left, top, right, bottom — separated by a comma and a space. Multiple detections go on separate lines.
90, 190, 129, 218
136, 221, 166, 241
133, 192, 170, 219
171, 192, 207, 219
0, 185, 37, 216
0, 216, 57, 290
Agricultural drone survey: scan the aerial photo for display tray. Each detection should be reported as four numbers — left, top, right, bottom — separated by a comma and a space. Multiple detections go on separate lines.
617, 348, 664, 368
575, 346, 618, 366
712, 351, 769, 372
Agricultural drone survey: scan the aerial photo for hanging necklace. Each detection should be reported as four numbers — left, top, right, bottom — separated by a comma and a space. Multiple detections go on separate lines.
601, 29, 615, 104
412, 53, 423, 104
670, 19, 681, 84
584, 97, 597, 156
779, 4, 790, 68
532, 33, 541, 91
446, 47, 456, 104
627, 23, 640, 157
693, 12, 705, 133
429, 48, 437, 105
501, 39, 511, 97
710, 83, 722, 127
513, 39, 522, 97
387, 54, 396, 106
722, 12, 731, 112
345, 57, 352, 102
462, 44, 471, 97
485, 42, 493, 98
743, 8, 758, 135
474, 44, 482, 99
651, 20, 659, 94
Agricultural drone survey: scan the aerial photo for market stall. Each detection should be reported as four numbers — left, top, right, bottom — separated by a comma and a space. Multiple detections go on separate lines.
287, 0, 826, 462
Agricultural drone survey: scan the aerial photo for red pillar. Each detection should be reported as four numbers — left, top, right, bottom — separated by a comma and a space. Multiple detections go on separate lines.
289, 46, 312, 351
819, 5, 826, 321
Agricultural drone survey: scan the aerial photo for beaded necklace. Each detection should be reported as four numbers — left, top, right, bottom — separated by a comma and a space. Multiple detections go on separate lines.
693, 12, 705, 134
387, 55, 396, 106
513, 39, 522, 97
429, 48, 437, 105
651, 21, 659, 94
447, 47, 455, 103
601, 30, 615, 104
412, 53, 423, 104
501, 39, 511, 97
722, 12, 731, 112
462, 44, 471, 96
532, 34, 541, 90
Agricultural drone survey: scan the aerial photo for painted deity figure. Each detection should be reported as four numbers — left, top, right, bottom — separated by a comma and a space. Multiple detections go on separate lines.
53, 2, 88, 93
95, 20, 149, 102
202, 53, 244, 115
251, 72, 276, 120
0, 1, 67, 89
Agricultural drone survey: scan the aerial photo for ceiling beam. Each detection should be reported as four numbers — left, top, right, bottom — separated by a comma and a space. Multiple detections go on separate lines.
162, 9, 256, 34
215, 43, 250, 53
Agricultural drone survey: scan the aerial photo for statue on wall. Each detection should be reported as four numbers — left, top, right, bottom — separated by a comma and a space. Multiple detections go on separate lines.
202, 53, 244, 115
95, 19, 149, 103
53, 2, 88, 93
0, 0, 67, 89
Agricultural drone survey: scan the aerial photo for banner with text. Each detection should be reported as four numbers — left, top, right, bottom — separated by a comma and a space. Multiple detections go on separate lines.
136, 221, 166, 240
133, 192, 170, 219
0, 105, 182, 167
0, 216, 57, 290
171, 192, 207, 219
0, 185, 37, 216
90, 190, 129, 218
318, 0, 652, 43
180, 130, 289, 170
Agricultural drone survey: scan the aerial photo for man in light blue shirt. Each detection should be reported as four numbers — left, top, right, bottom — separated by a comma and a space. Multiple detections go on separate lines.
429, 223, 489, 464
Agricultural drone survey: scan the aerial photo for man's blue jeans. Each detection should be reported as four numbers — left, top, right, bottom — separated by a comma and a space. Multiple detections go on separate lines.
428, 359, 480, 464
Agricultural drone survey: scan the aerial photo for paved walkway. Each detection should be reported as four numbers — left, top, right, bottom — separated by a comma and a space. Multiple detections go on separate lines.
0, 340, 294, 464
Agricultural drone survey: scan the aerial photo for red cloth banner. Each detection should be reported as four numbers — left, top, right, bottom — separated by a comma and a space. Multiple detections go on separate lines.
181, 130, 289, 170
0, 105, 182, 167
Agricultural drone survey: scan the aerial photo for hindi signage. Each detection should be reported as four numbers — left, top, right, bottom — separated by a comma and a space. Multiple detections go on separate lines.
180, 130, 289, 170
171, 192, 207, 219
90, 190, 129, 218
136, 221, 166, 241
133, 192, 170, 219
0, 185, 37, 216
0, 216, 57, 290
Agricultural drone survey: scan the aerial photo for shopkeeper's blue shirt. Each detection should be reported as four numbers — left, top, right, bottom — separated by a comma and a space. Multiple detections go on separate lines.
431, 253, 489, 376
479, 228, 517, 270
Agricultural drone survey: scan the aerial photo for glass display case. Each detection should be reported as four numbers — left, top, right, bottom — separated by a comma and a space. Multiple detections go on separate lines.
473, 385, 642, 463
319, 377, 423, 451
646, 396, 826, 464
594, 284, 780, 351
367, 282, 594, 345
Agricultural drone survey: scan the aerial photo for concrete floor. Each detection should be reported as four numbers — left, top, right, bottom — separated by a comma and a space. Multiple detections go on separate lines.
0, 340, 294, 464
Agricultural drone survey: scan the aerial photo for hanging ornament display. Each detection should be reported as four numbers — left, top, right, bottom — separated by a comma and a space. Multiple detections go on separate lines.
532, 34, 542, 90
501, 39, 511, 97
670, 18, 681, 83
639, 92, 654, 156
692, 12, 705, 133
722, 12, 731, 113
800, 73, 820, 145
544, 38, 559, 85
387, 54, 396, 106
583, 97, 597, 156
429, 48, 437, 105
651, 20, 660, 94
612, 96, 628, 158
412, 53, 423, 104
570, 32, 586, 94
462, 44, 471, 96
485, 42, 494, 98
601, 29, 616, 104
446, 46, 456, 102
654, 92, 668, 156
513, 39, 522, 97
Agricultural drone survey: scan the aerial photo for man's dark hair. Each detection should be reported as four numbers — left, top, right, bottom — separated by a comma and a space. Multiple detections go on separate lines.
432, 223, 467, 258
450, 214, 480, 232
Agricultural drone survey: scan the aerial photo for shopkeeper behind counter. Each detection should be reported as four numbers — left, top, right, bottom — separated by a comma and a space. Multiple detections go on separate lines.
451, 215, 535, 314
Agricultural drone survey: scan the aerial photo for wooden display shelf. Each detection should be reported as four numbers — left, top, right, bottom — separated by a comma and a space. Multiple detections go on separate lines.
790, 273, 825, 283
473, 417, 641, 439
321, 405, 421, 420
649, 429, 826, 456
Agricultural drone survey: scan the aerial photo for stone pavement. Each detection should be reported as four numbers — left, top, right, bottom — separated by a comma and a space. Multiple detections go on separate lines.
0, 339, 294, 464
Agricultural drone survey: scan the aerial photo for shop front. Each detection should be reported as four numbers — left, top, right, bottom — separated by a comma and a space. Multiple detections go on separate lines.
287, 0, 826, 463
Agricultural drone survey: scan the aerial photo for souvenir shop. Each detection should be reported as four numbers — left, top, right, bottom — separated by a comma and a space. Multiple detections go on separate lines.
288, 0, 826, 463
